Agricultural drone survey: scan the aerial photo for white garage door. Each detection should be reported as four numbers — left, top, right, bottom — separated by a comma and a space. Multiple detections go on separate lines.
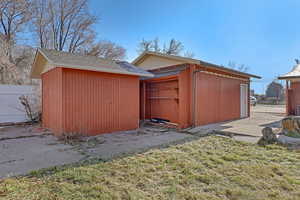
240, 84, 248, 118
0, 85, 34, 123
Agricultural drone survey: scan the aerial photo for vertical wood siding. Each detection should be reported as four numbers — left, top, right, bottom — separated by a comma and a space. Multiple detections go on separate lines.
289, 82, 300, 115
42, 68, 63, 135
287, 89, 293, 115
141, 64, 250, 129
62, 68, 139, 136
42, 67, 139, 136
195, 71, 247, 126
140, 82, 146, 120
178, 67, 192, 128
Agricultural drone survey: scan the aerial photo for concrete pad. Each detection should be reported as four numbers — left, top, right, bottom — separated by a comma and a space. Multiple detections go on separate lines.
73, 127, 195, 160
189, 105, 286, 141
0, 136, 84, 178
0, 125, 193, 178
0, 125, 44, 139
0, 126, 84, 178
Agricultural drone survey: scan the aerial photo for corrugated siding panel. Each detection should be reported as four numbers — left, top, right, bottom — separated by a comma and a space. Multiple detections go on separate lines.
42, 68, 63, 134
196, 72, 246, 126
119, 75, 140, 130
62, 68, 139, 136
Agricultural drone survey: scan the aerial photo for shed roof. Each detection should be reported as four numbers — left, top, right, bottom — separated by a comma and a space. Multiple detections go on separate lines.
132, 51, 261, 79
278, 64, 300, 80
31, 48, 153, 78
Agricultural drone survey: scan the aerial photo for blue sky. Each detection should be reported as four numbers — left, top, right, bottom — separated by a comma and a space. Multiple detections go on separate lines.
90, 0, 300, 94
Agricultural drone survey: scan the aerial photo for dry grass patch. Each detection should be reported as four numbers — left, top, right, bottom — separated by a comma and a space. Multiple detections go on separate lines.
0, 136, 300, 200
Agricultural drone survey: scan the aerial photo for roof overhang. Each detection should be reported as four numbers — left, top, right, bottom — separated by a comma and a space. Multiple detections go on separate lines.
199, 60, 261, 79
278, 64, 300, 81
31, 49, 154, 79
278, 76, 300, 80
30, 50, 48, 79
132, 51, 261, 79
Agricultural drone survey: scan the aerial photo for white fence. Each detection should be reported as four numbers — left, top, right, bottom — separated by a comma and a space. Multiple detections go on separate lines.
0, 85, 34, 123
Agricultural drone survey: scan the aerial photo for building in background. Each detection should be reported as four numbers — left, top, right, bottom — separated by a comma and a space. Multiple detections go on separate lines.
278, 61, 300, 115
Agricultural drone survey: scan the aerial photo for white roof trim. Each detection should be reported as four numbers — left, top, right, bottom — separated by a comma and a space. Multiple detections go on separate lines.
278, 64, 300, 80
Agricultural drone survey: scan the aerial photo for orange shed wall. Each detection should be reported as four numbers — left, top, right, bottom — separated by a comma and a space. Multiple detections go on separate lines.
42, 67, 139, 136
42, 68, 63, 135
288, 82, 300, 115
177, 64, 250, 128
141, 64, 250, 129
61, 68, 139, 136
195, 72, 248, 126
178, 66, 192, 128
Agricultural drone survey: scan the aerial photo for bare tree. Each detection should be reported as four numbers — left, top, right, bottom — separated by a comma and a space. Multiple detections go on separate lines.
152, 37, 160, 52
31, 0, 97, 52
84, 40, 126, 60
228, 61, 249, 72
184, 51, 195, 58
12, 45, 35, 84
137, 37, 192, 57
0, 0, 31, 57
0, 36, 35, 85
162, 39, 184, 55
0, 38, 18, 84
137, 38, 153, 54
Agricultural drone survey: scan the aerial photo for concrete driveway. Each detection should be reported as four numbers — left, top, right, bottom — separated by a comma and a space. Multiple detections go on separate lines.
0, 126, 85, 179
0, 125, 193, 179
190, 104, 285, 142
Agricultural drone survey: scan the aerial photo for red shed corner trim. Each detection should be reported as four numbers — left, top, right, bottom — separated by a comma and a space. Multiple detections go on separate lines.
31, 48, 154, 79
132, 51, 261, 79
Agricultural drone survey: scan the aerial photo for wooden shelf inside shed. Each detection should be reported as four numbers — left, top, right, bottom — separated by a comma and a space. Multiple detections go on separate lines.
146, 87, 179, 92
148, 97, 179, 100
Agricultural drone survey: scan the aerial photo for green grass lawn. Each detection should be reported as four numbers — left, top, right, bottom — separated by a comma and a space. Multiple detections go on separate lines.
1, 136, 300, 200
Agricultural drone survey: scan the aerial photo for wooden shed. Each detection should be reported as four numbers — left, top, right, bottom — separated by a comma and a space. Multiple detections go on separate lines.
278, 62, 300, 115
133, 52, 261, 129
31, 49, 153, 136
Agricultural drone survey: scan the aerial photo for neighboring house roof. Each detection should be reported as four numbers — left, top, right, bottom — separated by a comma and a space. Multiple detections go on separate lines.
278, 64, 300, 80
132, 51, 261, 79
31, 48, 153, 79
